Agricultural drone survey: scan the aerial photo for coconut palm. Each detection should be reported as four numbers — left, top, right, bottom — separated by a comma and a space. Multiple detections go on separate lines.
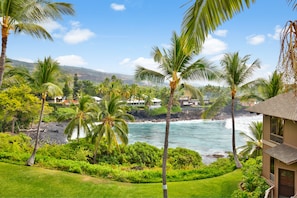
135, 31, 218, 198
58, 94, 97, 142
3, 66, 31, 88
26, 56, 63, 166
181, 0, 256, 52
241, 70, 285, 102
0, 0, 74, 87
219, 52, 260, 168
238, 121, 263, 159
181, 0, 297, 84
91, 95, 134, 164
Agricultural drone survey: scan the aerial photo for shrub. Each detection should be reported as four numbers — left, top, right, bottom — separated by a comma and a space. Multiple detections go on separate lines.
123, 142, 162, 167
232, 157, 269, 197
0, 132, 32, 153
167, 147, 202, 169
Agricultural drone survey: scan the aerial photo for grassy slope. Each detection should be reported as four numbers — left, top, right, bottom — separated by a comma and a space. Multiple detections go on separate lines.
0, 162, 242, 198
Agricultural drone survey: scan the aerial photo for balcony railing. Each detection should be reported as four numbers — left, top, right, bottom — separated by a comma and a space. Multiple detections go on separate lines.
264, 185, 274, 198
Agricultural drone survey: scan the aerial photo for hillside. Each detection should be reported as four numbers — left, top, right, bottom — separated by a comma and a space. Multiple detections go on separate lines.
9, 59, 135, 84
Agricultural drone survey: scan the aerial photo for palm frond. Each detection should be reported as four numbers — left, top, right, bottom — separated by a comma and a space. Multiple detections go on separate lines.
201, 90, 229, 119
181, 0, 256, 52
42, 82, 62, 97
22, 0, 74, 21
134, 66, 165, 84
181, 83, 204, 104
14, 23, 53, 40
182, 58, 219, 81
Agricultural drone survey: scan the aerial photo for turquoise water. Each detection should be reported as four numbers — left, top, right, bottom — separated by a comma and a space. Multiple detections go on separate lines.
71, 115, 262, 164
128, 115, 262, 164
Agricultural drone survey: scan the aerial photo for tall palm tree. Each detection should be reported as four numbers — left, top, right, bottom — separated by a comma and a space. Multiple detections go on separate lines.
0, 0, 75, 87
91, 95, 134, 164
58, 94, 97, 142
26, 56, 62, 166
238, 121, 263, 159
135, 31, 218, 198
220, 52, 260, 168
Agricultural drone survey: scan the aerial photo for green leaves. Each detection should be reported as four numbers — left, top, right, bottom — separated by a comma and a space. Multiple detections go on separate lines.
0, 85, 41, 131
181, 0, 256, 52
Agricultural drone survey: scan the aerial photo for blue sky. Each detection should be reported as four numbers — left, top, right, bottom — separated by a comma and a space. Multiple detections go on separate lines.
7, 0, 296, 83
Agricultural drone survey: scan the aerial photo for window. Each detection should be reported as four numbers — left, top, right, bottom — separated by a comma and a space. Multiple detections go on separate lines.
279, 169, 295, 197
270, 157, 275, 181
270, 117, 284, 143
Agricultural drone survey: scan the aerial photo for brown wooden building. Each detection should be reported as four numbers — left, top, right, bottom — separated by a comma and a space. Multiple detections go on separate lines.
247, 91, 297, 198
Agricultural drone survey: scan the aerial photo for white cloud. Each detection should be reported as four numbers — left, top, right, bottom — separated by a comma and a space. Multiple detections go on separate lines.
209, 54, 225, 63
132, 57, 158, 69
37, 19, 66, 38
111, 3, 126, 11
268, 25, 282, 40
16, 57, 35, 63
120, 58, 131, 65
63, 21, 95, 44
246, 34, 265, 45
39, 19, 65, 33
214, 29, 228, 37
119, 57, 159, 72
201, 35, 227, 55
55, 55, 87, 66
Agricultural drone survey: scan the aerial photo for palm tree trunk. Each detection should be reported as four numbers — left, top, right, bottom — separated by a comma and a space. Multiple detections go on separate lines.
26, 97, 46, 166
11, 117, 16, 133
0, 26, 8, 88
162, 88, 175, 198
231, 97, 242, 168
93, 136, 102, 164
77, 125, 80, 143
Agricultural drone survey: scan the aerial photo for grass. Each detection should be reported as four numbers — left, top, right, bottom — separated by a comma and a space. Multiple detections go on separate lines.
0, 162, 242, 198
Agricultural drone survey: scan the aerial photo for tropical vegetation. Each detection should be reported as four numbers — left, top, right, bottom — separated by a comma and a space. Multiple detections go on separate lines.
202, 52, 261, 169
2, 0, 297, 197
91, 95, 134, 164
26, 56, 63, 166
0, 0, 75, 87
238, 121, 263, 159
135, 31, 218, 197
58, 94, 96, 141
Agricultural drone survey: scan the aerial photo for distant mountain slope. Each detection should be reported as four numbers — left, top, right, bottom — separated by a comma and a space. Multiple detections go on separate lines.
9, 59, 135, 84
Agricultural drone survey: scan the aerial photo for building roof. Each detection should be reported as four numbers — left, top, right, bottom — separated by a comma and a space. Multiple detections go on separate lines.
265, 144, 297, 165
246, 91, 297, 121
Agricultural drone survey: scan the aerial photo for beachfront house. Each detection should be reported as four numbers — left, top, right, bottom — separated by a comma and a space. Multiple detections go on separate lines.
127, 97, 161, 109
247, 91, 297, 198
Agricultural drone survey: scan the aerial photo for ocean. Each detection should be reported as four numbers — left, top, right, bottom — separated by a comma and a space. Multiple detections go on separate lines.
70, 115, 263, 164
128, 115, 263, 164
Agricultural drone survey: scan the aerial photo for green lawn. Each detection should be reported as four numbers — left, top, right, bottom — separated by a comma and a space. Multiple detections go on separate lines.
0, 162, 242, 198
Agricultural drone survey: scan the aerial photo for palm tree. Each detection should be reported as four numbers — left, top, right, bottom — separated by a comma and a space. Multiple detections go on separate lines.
219, 52, 260, 168
26, 56, 63, 166
181, 0, 256, 52
241, 70, 285, 102
278, 19, 297, 86
238, 121, 263, 159
58, 94, 97, 142
181, 0, 297, 83
135, 31, 218, 198
0, 0, 75, 87
91, 95, 134, 164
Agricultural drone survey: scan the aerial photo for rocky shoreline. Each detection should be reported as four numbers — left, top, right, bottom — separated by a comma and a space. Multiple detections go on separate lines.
25, 106, 253, 145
